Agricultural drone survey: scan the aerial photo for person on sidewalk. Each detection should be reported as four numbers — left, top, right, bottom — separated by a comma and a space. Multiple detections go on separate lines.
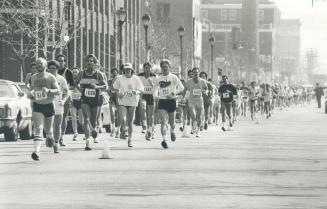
28, 57, 60, 161
314, 83, 324, 108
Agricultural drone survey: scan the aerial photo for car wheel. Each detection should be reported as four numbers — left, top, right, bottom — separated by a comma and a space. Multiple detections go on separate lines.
19, 122, 32, 140
4, 127, 17, 141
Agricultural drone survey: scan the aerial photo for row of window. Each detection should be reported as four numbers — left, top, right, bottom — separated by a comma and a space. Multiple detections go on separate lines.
201, 9, 265, 21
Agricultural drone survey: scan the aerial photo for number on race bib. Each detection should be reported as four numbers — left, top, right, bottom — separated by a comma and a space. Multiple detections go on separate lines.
85, 89, 96, 97
161, 88, 169, 96
35, 91, 47, 101
144, 87, 152, 93
223, 93, 230, 99
193, 89, 202, 96
124, 91, 133, 97
71, 90, 82, 100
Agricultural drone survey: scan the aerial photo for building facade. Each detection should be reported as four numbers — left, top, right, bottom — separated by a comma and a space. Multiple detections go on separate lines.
0, 0, 141, 82
275, 19, 301, 85
201, 0, 281, 83
140, 0, 202, 78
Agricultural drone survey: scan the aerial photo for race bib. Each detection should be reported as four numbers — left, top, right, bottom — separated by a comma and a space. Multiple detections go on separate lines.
71, 90, 82, 100
193, 89, 202, 96
85, 88, 96, 97
34, 91, 47, 101
160, 88, 170, 96
123, 91, 133, 97
144, 87, 153, 93
223, 93, 230, 99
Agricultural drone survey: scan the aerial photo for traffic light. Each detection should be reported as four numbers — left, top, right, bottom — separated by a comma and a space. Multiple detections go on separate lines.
231, 27, 240, 50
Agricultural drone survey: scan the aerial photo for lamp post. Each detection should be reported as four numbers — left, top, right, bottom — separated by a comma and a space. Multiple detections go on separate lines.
63, 35, 70, 67
142, 14, 151, 61
116, 7, 127, 67
209, 35, 215, 79
177, 26, 185, 77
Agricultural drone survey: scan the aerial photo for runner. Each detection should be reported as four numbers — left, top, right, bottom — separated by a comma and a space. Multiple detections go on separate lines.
113, 63, 144, 147
212, 83, 220, 125
56, 54, 75, 147
28, 57, 60, 160
108, 68, 119, 137
240, 81, 249, 117
138, 62, 156, 140
70, 67, 84, 141
218, 75, 237, 131
75, 54, 107, 150
95, 67, 108, 136
186, 68, 207, 137
154, 59, 184, 148
199, 72, 212, 130
47, 60, 69, 153
263, 83, 272, 118
248, 81, 259, 122
25, 62, 37, 88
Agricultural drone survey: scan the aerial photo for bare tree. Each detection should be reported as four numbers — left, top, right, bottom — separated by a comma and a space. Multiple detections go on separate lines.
0, 0, 89, 77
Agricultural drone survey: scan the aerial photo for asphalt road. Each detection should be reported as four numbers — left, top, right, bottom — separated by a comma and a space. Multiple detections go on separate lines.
0, 104, 326, 209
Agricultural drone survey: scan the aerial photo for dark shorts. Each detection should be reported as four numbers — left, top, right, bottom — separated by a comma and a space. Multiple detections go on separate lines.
81, 96, 102, 108
158, 99, 177, 113
142, 94, 154, 106
109, 93, 117, 106
72, 99, 82, 109
33, 102, 55, 118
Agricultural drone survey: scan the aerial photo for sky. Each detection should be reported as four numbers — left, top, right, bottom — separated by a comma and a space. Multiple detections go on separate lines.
272, 0, 327, 73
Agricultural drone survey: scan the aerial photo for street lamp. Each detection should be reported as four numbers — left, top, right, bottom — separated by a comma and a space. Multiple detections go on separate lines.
209, 35, 215, 79
63, 35, 70, 66
142, 14, 151, 61
116, 7, 127, 67
177, 26, 185, 77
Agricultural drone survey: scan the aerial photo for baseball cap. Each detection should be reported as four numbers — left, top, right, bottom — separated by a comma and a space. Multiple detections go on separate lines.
123, 63, 133, 69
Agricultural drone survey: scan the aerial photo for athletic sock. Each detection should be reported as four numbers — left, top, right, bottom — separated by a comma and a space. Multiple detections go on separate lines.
34, 141, 42, 154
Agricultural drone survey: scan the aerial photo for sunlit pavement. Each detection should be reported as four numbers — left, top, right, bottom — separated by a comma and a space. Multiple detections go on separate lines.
1, 104, 326, 209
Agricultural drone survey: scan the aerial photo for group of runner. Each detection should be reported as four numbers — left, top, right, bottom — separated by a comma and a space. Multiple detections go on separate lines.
25, 55, 311, 161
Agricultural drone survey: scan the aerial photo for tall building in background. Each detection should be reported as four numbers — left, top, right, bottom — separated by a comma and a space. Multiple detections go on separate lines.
275, 19, 301, 85
0, 0, 141, 82
141, 0, 202, 78
201, 0, 281, 83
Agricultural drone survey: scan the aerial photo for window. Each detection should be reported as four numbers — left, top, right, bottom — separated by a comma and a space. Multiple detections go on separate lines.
220, 9, 228, 21
259, 9, 264, 21
156, 2, 170, 24
229, 9, 236, 21
201, 9, 208, 20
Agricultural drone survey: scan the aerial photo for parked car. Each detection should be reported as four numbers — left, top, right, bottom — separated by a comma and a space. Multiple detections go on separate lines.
0, 80, 32, 141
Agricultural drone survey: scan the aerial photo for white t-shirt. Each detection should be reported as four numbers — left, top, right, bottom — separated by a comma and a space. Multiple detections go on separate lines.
138, 74, 156, 95
154, 73, 184, 100
54, 74, 68, 115
113, 75, 144, 107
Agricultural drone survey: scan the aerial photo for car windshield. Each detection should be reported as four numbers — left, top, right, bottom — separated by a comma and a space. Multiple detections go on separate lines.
0, 84, 14, 97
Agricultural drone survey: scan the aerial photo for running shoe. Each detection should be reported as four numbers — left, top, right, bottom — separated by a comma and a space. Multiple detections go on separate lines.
128, 140, 133, 147
171, 132, 176, 142
31, 152, 39, 161
72, 133, 78, 141
85, 139, 92, 151
94, 138, 99, 143
145, 131, 151, 141
53, 145, 59, 154
120, 132, 127, 140
204, 123, 208, 130
221, 126, 226, 132
196, 129, 200, 138
161, 140, 168, 149
91, 130, 98, 139
179, 126, 184, 132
